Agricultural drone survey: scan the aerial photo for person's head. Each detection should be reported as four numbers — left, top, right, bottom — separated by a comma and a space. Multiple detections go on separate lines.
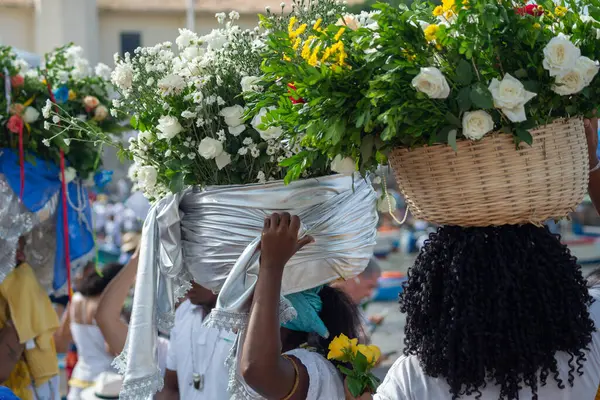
401, 224, 594, 399
78, 263, 124, 297
281, 285, 361, 357
187, 281, 218, 307
332, 258, 381, 305
586, 266, 600, 288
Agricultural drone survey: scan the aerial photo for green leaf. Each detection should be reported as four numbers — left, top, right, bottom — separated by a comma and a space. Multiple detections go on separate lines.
336, 365, 354, 376
360, 135, 374, 167
456, 87, 472, 112
436, 125, 455, 143
516, 128, 533, 146
514, 69, 528, 79
326, 119, 346, 145
354, 350, 369, 374
455, 59, 473, 86
169, 172, 185, 193
470, 83, 494, 109
445, 112, 461, 127
448, 129, 458, 152
346, 376, 364, 398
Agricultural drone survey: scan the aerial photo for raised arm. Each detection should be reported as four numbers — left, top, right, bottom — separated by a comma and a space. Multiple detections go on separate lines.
53, 301, 73, 354
96, 247, 139, 355
240, 212, 313, 400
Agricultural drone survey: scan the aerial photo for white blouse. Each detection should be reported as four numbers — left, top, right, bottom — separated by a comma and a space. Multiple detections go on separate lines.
375, 287, 600, 400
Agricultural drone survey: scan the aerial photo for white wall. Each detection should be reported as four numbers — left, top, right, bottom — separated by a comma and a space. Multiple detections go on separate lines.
0, 7, 35, 51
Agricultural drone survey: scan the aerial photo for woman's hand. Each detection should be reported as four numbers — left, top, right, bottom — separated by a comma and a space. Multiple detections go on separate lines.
260, 212, 314, 271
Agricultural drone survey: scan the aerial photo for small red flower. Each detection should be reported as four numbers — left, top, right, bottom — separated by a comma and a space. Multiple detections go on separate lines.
7, 115, 24, 134
10, 75, 24, 88
288, 83, 306, 104
516, 4, 542, 16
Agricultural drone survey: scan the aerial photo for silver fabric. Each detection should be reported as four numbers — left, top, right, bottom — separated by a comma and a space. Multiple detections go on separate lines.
118, 174, 378, 399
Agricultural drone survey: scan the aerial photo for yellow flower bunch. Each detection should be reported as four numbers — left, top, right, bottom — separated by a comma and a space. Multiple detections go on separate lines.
288, 16, 308, 39
327, 334, 381, 397
442, 0, 456, 12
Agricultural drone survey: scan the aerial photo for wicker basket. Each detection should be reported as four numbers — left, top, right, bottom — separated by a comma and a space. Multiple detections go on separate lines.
388, 118, 589, 227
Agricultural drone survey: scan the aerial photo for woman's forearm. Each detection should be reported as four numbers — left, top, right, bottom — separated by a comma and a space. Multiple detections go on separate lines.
241, 264, 295, 398
96, 257, 138, 354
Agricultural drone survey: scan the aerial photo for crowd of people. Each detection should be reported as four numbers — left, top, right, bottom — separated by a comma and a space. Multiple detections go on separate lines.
1, 118, 600, 400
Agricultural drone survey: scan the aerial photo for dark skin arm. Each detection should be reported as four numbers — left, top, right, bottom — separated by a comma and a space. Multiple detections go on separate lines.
240, 212, 314, 400
155, 369, 179, 400
585, 116, 600, 214
96, 247, 139, 355
0, 321, 24, 382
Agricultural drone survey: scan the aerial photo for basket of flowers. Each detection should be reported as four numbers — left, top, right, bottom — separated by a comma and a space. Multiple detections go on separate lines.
246, 0, 600, 226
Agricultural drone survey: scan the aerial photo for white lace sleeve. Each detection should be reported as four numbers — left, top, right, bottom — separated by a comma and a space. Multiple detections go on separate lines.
284, 348, 345, 400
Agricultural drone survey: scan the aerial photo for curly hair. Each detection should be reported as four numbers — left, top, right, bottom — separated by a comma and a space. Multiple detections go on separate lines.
400, 224, 594, 400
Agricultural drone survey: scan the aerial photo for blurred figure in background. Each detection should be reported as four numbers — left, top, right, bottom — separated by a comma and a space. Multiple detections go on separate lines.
118, 231, 140, 265
332, 258, 382, 343
54, 263, 124, 400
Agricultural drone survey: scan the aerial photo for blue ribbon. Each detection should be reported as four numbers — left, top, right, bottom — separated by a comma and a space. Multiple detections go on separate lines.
0, 149, 94, 291
282, 286, 329, 338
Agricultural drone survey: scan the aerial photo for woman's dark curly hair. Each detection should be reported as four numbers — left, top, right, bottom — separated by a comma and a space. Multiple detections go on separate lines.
400, 224, 594, 400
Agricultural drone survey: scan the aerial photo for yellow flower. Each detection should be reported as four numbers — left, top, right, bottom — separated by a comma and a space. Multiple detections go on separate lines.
357, 344, 379, 364
442, 0, 456, 12
533, 22, 541, 29
368, 345, 381, 363
292, 37, 301, 51
283, 54, 292, 62
321, 47, 333, 63
555, 6, 567, 17
433, 5, 444, 16
334, 27, 346, 41
288, 16, 298, 37
308, 44, 321, 66
301, 37, 316, 60
424, 24, 440, 42
444, 10, 455, 20
41, 79, 47, 85
68, 90, 77, 101
313, 18, 323, 31
328, 334, 352, 360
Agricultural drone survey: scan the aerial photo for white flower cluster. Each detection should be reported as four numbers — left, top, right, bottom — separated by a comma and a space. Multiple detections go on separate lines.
543, 34, 599, 96
410, 32, 599, 143
112, 13, 306, 198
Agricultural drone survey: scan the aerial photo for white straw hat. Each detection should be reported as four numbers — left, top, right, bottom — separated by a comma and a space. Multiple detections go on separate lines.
81, 372, 123, 400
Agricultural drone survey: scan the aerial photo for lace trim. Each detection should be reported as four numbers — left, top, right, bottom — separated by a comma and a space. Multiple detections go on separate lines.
0, 238, 18, 284
204, 309, 250, 333
119, 369, 164, 400
157, 311, 175, 333
112, 349, 128, 375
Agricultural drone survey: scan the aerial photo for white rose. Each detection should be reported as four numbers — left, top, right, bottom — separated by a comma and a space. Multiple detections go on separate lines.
94, 63, 112, 80
93, 105, 109, 122
128, 164, 138, 181
462, 110, 494, 140
251, 107, 283, 140
411, 67, 450, 99
183, 46, 203, 61
215, 152, 232, 170
330, 155, 356, 175
241, 76, 262, 93
552, 68, 586, 95
138, 131, 152, 146
60, 167, 77, 184
575, 56, 599, 85
377, 195, 397, 213
201, 30, 228, 50
488, 74, 536, 123
229, 125, 246, 136
219, 105, 245, 127
137, 166, 158, 189
198, 137, 224, 159
543, 34, 580, 77
176, 28, 198, 49
157, 115, 183, 140
158, 74, 186, 97
23, 107, 40, 124
111, 63, 134, 90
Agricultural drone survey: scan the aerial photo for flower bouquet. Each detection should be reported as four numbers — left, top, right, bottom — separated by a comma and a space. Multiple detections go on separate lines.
248, 0, 600, 226
327, 334, 381, 397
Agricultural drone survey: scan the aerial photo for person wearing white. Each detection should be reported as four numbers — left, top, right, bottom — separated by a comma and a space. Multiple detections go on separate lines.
373, 286, 600, 399
156, 283, 236, 400
80, 372, 122, 400
240, 213, 363, 400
